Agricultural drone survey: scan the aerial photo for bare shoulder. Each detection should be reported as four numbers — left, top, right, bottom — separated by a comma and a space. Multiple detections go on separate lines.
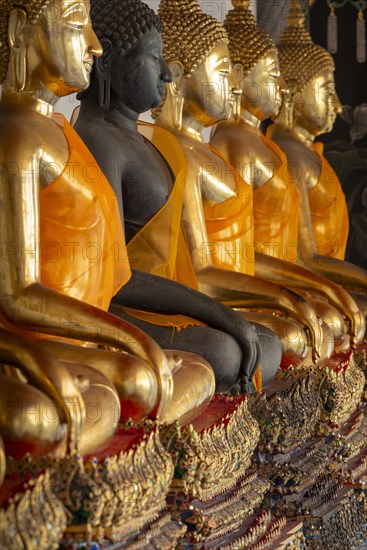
74, 115, 129, 174
274, 136, 308, 169
212, 121, 256, 166
275, 136, 321, 189
1, 108, 68, 167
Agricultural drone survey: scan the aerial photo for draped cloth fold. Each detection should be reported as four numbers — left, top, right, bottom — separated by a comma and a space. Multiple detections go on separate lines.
205, 146, 254, 275
255, 132, 300, 263
308, 142, 349, 260
123, 122, 202, 329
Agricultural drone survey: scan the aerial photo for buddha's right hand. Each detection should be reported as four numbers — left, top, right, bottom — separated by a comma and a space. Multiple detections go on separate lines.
279, 288, 323, 362
20, 350, 86, 455
52, 365, 86, 453
0, 329, 85, 454
29, 357, 85, 455
332, 287, 366, 347
238, 322, 261, 393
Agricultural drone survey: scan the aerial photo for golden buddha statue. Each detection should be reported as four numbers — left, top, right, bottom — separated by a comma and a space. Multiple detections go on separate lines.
270, 0, 367, 319
147, 0, 338, 367
209, 0, 364, 350
0, 0, 215, 430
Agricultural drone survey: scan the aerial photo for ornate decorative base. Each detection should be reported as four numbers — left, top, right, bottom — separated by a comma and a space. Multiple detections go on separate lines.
4, 425, 179, 548
0, 471, 67, 549
253, 350, 365, 456
255, 403, 367, 548
178, 473, 270, 543
302, 489, 367, 549
250, 374, 322, 454
160, 395, 287, 548
161, 395, 260, 501
3, 347, 366, 548
248, 346, 367, 548
60, 513, 186, 549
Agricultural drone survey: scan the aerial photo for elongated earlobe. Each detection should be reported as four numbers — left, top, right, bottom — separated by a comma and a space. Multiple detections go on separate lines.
168, 60, 184, 130
8, 9, 28, 91
95, 38, 113, 110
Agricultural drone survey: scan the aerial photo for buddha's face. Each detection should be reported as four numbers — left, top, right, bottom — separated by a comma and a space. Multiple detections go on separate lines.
293, 69, 342, 135
240, 49, 283, 121
27, 0, 101, 95
182, 42, 231, 127
111, 29, 172, 114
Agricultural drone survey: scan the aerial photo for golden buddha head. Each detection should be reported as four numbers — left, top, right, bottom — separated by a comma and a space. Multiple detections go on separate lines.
0, 0, 101, 95
78, 0, 172, 112
154, 0, 231, 128
277, 0, 342, 135
224, 0, 283, 120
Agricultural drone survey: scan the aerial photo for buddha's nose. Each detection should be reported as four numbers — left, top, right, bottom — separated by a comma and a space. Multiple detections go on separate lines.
333, 92, 342, 115
278, 75, 287, 94
162, 60, 173, 84
87, 27, 103, 57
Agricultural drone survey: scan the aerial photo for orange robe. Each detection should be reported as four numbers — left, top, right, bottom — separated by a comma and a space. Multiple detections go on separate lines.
136, 123, 254, 280
118, 122, 202, 329
40, 114, 131, 309
204, 146, 254, 276
253, 133, 300, 263
128, 123, 198, 289
308, 142, 349, 260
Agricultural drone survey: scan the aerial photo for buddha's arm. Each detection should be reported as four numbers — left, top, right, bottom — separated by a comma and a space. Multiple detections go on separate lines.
298, 200, 367, 292
210, 129, 250, 180
0, 153, 172, 418
113, 269, 260, 386
255, 253, 365, 346
302, 253, 367, 293
181, 170, 322, 360
0, 328, 84, 452
282, 143, 367, 293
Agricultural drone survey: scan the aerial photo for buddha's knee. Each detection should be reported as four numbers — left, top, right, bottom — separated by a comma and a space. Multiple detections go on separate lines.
349, 292, 367, 343
0, 374, 67, 458
270, 317, 310, 365
243, 313, 308, 366
308, 297, 347, 344
105, 354, 158, 422
161, 350, 215, 426
251, 323, 282, 385
67, 355, 157, 426
197, 328, 242, 392
350, 292, 367, 321
41, 341, 158, 422
302, 321, 334, 366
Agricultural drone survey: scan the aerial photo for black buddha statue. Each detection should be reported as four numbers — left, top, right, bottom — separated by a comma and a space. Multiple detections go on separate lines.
75, 0, 283, 392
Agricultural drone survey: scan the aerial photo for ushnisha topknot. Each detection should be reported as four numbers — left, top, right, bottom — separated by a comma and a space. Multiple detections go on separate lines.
277, 0, 335, 91
0, 0, 53, 82
224, 0, 276, 75
158, 0, 228, 79
89, 0, 161, 59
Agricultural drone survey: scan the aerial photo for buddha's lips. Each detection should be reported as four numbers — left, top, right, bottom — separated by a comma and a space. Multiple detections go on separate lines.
83, 60, 94, 72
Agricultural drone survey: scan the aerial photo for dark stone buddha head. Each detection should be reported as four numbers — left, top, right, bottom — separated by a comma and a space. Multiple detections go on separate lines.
79, 0, 172, 115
